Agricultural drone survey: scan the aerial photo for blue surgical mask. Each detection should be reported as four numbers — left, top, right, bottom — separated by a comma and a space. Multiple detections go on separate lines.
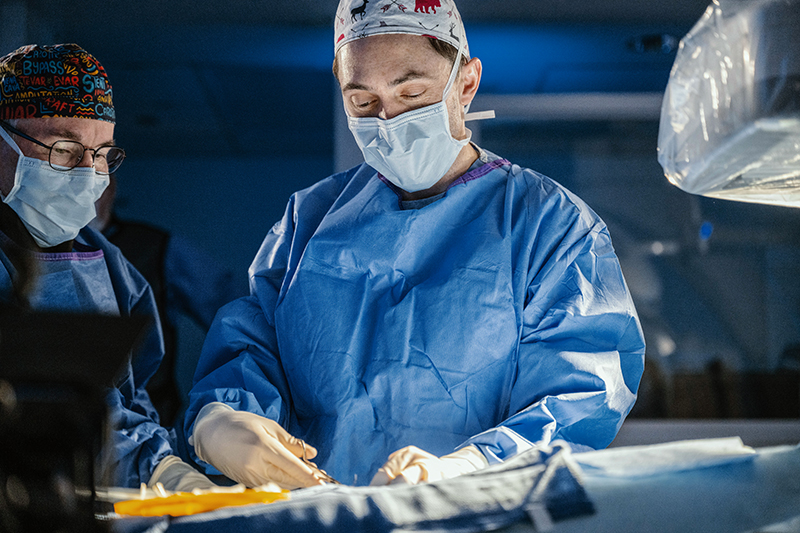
0, 126, 109, 248
346, 39, 472, 193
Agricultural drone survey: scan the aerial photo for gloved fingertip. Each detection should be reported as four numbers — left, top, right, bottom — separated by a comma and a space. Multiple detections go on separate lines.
396, 465, 424, 485
389, 473, 412, 485
295, 470, 325, 488
304, 443, 318, 459
284, 436, 316, 460
369, 469, 392, 486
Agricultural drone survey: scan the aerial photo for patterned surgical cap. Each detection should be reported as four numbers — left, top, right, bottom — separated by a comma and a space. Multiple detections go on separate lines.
335, 0, 469, 59
0, 43, 115, 123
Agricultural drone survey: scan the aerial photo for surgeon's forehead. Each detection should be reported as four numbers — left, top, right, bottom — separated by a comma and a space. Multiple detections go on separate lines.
337, 34, 449, 86
17, 117, 115, 144
340, 33, 436, 60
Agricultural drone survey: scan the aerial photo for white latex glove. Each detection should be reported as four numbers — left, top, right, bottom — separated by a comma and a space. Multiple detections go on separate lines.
148, 455, 217, 493
189, 402, 325, 489
370, 445, 489, 486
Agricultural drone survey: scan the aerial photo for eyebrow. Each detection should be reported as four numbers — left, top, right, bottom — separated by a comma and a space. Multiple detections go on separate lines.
342, 70, 433, 92
43, 128, 117, 147
46, 129, 81, 141
390, 70, 430, 87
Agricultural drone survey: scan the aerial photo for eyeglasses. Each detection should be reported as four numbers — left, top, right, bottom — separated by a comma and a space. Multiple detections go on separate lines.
0, 120, 126, 175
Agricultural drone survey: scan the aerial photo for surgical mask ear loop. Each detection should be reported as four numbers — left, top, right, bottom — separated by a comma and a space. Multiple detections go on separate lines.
441, 33, 466, 105
444, 28, 496, 123
0, 125, 24, 158
441, 34, 496, 133
0, 126, 26, 202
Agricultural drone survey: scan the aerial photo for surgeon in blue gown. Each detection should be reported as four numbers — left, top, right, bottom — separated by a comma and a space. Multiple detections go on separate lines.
0, 224, 173, 487
186, 0, 646, 489
0, 43, 213, 491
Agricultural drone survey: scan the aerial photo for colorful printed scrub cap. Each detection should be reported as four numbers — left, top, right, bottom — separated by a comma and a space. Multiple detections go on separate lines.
0, 43, 115, 123
334, 0, 469, 59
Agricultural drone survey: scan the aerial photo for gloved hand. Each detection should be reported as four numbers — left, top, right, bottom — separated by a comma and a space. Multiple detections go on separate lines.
189, 402, 325, 489
148, 455, 217, 493
369, 445, 488, 486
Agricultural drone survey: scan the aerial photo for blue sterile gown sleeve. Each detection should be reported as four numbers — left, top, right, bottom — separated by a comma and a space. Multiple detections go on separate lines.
0, 227, 174, 487
186, 150, 646, 485
84, 228, 177, 487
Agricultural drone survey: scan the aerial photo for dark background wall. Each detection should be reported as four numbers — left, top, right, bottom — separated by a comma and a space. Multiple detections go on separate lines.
4, 0, 799, 419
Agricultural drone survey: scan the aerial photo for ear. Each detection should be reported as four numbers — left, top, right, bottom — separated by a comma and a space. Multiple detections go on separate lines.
459, 57, 482, 107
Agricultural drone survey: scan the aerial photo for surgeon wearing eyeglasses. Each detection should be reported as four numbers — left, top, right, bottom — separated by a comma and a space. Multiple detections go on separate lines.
185, 0, 646, 489
0, 118, 125, 251
0, 43, 214, 491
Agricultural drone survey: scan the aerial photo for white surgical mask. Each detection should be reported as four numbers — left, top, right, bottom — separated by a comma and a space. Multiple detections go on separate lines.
0, 126, 109, 248
347, 38, 472, 193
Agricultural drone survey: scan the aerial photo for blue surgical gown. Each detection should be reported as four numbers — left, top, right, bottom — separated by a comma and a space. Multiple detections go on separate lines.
0, 227, 174, 487
186, 150, 646, 485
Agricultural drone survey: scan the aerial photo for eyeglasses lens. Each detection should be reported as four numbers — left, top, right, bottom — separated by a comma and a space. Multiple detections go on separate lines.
48, 141, 125, 174
49, 141, 85, 171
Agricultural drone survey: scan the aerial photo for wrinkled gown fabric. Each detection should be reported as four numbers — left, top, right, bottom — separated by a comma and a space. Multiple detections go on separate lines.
186, 152, 646, 485
0, 227, 174, 487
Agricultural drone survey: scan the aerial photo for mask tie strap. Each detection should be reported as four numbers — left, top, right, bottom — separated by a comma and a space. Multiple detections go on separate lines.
443, 29, 494, 123
465, 110, 496, 122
